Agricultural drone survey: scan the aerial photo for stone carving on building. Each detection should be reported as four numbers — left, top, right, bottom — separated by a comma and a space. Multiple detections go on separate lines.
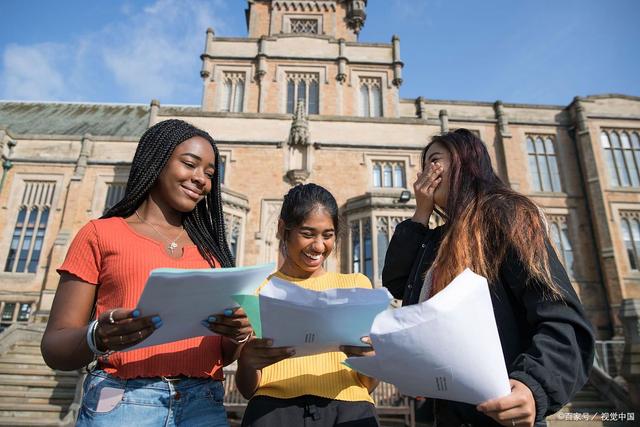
346, 0, 367, 34
285, 99, 312, 184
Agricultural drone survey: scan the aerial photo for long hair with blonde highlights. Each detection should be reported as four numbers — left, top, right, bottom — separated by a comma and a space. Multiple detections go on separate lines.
425, 129, 562, 299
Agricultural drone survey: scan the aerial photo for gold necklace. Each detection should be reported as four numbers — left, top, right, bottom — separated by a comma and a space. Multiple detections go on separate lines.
135, 210, 185, 254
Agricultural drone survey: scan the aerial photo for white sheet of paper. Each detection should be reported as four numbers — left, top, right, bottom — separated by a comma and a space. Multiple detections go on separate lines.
125, 263, 275, 351
345, 268, 511, 405
259, 277, 392, 356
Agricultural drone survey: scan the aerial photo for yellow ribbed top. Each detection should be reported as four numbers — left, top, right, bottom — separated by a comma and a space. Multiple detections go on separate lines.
254, 271, 374, 403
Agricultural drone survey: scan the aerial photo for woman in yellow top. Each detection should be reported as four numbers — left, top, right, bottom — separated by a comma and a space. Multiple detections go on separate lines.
235, 183, 379, 426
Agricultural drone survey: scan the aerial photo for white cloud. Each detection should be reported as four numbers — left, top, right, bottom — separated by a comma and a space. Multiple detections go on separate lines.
1, 43, 69, 100
0, 0, 229, 103
102, 0, 227, 102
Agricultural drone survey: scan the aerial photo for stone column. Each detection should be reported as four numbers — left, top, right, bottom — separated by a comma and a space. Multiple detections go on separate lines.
493, 101, 518, 189
148, 99, 160, 128
439, 109, 449, 133
256, 37, 268, 113
619, 299, 640, 409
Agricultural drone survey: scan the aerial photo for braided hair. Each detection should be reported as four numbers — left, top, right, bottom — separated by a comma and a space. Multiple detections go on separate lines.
103, 119, 234, 268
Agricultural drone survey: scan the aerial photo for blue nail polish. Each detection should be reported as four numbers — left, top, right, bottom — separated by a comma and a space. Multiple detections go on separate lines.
208, 316, 216, 323
155, 321, 163, 328
201, 320, 209, 327
152, 316, 161, 324
132, 310, 140, 318
224, 309, 233, 317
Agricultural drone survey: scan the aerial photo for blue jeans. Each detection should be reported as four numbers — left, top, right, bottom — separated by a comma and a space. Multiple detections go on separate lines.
76, 369, 229, 427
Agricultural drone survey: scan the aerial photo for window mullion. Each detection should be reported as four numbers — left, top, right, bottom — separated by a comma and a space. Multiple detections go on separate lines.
11, 207, 29, 273
24, 208, 42, 271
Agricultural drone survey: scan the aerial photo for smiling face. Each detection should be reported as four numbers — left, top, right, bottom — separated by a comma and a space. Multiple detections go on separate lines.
424, 141, 452, 209
278, 206, 336, 279
150, 136, 216, 213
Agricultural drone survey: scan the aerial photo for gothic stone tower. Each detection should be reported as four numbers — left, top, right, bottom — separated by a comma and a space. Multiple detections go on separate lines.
200, 0, 403, 118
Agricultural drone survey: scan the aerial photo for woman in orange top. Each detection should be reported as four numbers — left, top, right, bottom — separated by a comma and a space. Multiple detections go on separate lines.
41, 119, 252, 426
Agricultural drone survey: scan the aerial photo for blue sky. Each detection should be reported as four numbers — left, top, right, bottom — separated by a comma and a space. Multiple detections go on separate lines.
1, 0, 638, 106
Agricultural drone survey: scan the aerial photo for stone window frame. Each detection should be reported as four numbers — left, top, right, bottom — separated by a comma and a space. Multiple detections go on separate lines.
617, 210, 640, 273
0, 301, 35, 328
362, 153, 413, 191
525, 134, 563, 193
358, 77, 383, 118
350, 70, 390, 118
547, 214, 575, 278
286, 72, 320, 115
91, 172, 130, 218
600, 128, 640, 189
273, 64, 329, 115
282, 13, 324, 35
348, 210, 412, 287
220, 71, 246, 113
0, 174, 62, 277
275, 65, 328, 115
223, 210, 245, 266
211, 65, 252, 113
217, 148, 235, 187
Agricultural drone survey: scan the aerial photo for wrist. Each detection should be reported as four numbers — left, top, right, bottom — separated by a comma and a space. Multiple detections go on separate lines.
411, 212, 431, 227
228, 331, 253, 346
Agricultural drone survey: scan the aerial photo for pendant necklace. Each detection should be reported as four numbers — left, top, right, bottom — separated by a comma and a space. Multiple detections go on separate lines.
135, 210, 185, 254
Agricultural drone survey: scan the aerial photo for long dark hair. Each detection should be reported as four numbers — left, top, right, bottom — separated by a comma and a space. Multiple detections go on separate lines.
423, 128, 561, 298
278, 183, 339, 247
103, 119, 234, 268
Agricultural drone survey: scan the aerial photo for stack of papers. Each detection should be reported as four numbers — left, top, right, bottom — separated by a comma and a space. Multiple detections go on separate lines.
126, 263, 275, 351
235, 277, 392, 357
345, 269, 511, 405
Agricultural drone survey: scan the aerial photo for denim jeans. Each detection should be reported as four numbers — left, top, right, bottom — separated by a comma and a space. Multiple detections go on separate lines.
76, 369, 230, 427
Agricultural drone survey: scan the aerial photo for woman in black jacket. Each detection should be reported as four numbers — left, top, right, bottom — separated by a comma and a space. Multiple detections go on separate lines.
382, 129, 594, 427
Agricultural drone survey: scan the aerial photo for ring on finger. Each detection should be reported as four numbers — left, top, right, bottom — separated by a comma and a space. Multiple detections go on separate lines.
119, 335, 124, 344
511, 420, 516, 427
109, 310, 116, 325
138, 331, 143, 339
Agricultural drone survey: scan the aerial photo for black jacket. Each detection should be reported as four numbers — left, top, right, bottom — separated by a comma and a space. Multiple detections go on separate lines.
382, 219, 595, 427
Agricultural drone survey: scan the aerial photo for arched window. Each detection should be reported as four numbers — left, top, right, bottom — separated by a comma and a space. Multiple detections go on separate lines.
358, 77, 382, 118
601, 129, 640, 187
286, 73, 319, 115
526, 135, 562, 192
4, 181, 55, 273
221, 72, 245, 113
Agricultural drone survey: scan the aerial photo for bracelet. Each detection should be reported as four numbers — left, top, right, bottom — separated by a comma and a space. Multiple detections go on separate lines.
86, 320, 110, 356
229, 331, 253, 345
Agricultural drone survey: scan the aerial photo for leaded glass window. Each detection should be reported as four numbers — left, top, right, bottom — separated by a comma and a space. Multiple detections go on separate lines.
290, 19, 319, 34
221, 72, 245, 113
601, 130, 640, 187
526, 135, 562, 192
17, 303, 31, 322
620, 212, 640, 271
372, 161, 405, 188
286, 73, 319, 115
359, 77, 382, 118
103, 182, 126, 214
548, 216, 575, 277
351, 218, 372, 281
5, 181, 55, 273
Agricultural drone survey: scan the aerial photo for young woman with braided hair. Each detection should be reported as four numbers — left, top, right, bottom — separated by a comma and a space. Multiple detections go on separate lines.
41, 119, 251, 426
382, 129, 595, 427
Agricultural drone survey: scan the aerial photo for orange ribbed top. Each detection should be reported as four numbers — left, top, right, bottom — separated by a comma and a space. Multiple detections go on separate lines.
57, 217, 224, 380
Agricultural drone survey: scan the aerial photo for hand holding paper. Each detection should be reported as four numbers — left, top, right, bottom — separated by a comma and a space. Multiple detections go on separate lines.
126, 263, 275, 351
234, 277, 392, 357
345, 269, 511, 405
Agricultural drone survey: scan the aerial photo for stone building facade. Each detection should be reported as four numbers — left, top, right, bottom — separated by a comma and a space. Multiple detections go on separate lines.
0, 0, 639, 412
